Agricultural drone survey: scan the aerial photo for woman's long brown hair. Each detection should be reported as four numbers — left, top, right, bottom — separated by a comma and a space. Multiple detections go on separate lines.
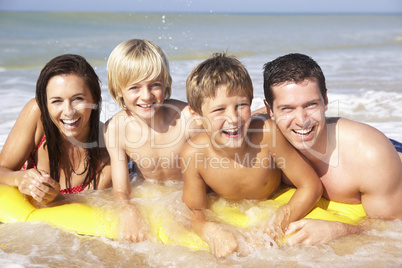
35, 54, 103, 191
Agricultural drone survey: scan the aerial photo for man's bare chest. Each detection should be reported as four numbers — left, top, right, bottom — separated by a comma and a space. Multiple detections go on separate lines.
319, 167, 361, 204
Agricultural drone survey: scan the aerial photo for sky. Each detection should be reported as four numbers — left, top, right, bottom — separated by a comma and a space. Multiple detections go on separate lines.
0, 0, 401, 13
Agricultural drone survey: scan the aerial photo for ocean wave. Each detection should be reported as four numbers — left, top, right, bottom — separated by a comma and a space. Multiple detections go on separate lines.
327, 90, 402, 122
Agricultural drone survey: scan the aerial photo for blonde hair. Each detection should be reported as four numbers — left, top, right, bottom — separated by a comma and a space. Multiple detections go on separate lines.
107, 39, 172, 108
186, 53, 253, 115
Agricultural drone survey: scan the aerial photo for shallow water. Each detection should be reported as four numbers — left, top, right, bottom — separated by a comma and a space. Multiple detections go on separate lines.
0, 12, 401, 266
1, 180, 401, 267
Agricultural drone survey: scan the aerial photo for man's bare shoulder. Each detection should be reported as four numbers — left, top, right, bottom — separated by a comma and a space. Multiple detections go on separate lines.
333, 120, 402, 218
335, 117, 399, 177
335, 117, 392, 150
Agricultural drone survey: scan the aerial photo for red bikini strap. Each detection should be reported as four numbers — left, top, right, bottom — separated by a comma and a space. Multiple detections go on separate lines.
32, 135, 46, 155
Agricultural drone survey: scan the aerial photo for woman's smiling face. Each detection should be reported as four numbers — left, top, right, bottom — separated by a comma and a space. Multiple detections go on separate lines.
46, 73, 95, 142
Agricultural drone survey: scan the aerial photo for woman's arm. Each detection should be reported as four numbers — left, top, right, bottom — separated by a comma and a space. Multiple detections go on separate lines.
0, 99, 60, 204
0, 99, 42, 183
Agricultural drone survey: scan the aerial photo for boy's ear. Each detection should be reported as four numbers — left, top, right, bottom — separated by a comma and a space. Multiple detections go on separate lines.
264, 100, 275, 120
188, 107, 203, 126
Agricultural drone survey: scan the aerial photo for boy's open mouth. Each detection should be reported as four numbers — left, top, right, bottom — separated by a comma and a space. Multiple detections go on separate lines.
222, 127, 241, 137
137, 104, 153, 108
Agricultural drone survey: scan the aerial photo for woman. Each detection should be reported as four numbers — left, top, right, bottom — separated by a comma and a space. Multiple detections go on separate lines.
0, 54, 112, 204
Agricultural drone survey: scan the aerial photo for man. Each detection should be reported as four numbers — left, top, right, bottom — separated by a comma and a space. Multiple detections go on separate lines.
263, 53, 402, 245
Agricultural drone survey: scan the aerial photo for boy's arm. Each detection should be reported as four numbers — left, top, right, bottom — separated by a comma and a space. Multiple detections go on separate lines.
181, 143, 238, 257
104, 117, 146, 242
270, 122, 323, 224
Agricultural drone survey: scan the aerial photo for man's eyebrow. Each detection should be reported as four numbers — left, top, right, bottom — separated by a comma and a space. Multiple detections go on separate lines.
276, 98, 321, 108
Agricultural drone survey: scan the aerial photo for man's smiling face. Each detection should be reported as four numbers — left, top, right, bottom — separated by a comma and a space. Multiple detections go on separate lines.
269, 79, 328, 153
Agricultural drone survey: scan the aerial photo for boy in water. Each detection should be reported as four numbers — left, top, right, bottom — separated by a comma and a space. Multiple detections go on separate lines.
181, 53, 322, 257
104, 39, 199, 242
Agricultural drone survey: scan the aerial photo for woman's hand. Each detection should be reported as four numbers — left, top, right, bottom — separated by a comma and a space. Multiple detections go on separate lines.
16, 169, 60, 205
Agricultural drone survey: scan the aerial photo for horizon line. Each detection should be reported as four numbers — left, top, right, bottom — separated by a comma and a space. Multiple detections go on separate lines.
1, 10, 401, 15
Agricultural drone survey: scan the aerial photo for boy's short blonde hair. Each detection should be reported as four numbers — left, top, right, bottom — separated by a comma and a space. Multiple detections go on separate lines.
186, 53, 253, 115
107, 39, 172, 108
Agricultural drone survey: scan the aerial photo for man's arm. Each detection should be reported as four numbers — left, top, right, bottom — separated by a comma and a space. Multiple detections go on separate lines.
357, 125, 402, 219
285, 121, 402, 245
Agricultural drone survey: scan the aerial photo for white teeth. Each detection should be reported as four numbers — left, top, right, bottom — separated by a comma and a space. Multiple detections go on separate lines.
138, 104, 152, 108
62, 118, 79, 124
223, 128, 240, 134
293, 127, 313, 135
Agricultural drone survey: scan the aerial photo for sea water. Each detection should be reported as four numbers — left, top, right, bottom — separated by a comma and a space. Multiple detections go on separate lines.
0, 12, 401, 267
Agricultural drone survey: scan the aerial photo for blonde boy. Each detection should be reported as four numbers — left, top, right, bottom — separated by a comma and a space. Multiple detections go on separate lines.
104, 39, 199, 242
182, 53, 322, 257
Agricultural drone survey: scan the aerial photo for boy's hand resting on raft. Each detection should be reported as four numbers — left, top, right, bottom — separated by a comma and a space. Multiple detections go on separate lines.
15, 169, 61, 205
263, 205, 291, 243
119, 203, 148, 242
202, 222, 238, 258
